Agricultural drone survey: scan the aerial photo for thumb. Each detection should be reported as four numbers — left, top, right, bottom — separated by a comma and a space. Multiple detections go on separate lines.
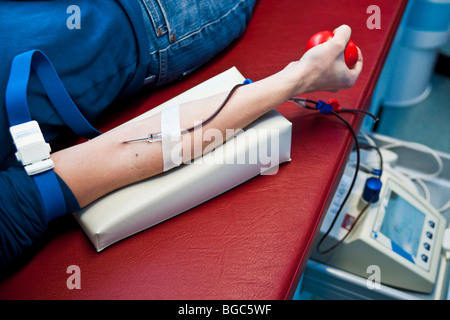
332, 24, 352, 46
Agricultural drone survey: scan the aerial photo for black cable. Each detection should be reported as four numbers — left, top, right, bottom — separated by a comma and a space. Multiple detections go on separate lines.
184, 83, 245, 133
315, 110, 361, 254
287, 97, 317, 110
318, 144, 384, 254
288, 97, 379, 255
339, 109, 379, 122
359, 143, 384, 174
123, 83, 245, 144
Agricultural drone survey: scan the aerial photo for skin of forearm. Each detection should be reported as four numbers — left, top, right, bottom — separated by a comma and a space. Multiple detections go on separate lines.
52, 68, 304, 208
49, 25, 363, 209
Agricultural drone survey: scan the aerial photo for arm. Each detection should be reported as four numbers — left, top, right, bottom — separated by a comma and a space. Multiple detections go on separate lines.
52, 25, 363, 209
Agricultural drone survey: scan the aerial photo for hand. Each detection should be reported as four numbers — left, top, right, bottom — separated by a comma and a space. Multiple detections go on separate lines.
282, 25, 363, 96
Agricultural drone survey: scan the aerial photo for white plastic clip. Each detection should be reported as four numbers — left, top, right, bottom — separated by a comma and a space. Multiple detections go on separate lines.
9, 120, 54, 175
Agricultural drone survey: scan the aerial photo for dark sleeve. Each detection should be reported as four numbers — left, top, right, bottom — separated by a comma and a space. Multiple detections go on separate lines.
0, 165, 80, 267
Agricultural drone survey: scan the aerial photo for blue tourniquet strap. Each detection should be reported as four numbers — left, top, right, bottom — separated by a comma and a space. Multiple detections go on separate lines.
5, 50, 101, 222
32, 171, 67, 222
6, 50, 101, 138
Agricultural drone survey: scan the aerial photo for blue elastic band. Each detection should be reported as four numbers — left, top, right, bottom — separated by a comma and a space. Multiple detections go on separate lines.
32, 171, 67, 222
6, 50, 101, 139
5, 50, 102, 222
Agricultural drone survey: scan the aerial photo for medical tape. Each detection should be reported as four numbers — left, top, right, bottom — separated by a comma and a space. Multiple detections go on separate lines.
160, 104, 182, 171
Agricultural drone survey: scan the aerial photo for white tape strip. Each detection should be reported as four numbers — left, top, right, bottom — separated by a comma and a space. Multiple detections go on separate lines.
161, 104, 182, 171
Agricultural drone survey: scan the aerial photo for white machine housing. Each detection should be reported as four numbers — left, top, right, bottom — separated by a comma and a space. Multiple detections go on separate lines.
311, 160, 447, 293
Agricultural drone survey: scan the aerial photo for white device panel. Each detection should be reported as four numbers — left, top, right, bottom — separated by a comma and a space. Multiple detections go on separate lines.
371, 178, 439, 272
311, 164, 447, 293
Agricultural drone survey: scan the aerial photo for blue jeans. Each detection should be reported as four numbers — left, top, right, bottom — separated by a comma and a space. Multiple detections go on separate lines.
0, 0, 257, 267
139, 0, 256, 86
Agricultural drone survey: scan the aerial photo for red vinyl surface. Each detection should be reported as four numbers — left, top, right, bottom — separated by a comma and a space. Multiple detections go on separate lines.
0, 0, 407, 299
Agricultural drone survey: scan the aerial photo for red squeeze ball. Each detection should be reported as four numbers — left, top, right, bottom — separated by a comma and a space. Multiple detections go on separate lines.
305, 30, 359, 69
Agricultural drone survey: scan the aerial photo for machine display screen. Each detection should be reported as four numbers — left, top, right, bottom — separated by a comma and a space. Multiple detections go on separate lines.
380, 191, 425, 257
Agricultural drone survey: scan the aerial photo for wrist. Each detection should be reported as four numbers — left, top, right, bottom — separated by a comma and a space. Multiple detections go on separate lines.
275, 61, 311, 98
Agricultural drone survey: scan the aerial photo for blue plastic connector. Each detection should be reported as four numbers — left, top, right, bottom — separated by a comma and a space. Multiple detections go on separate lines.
362, 177, 382, 203
316, 100, 333, 114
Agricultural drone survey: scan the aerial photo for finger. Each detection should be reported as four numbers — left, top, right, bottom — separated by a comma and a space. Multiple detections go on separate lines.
349, 46, 363, 75
332, 24, 352, 46
356, 46, 363, 63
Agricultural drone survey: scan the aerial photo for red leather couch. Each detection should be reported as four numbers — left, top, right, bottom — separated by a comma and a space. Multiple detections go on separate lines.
0, 0, 407, 299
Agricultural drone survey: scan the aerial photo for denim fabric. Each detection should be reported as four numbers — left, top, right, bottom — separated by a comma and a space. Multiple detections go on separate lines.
139, 0, 257, 86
